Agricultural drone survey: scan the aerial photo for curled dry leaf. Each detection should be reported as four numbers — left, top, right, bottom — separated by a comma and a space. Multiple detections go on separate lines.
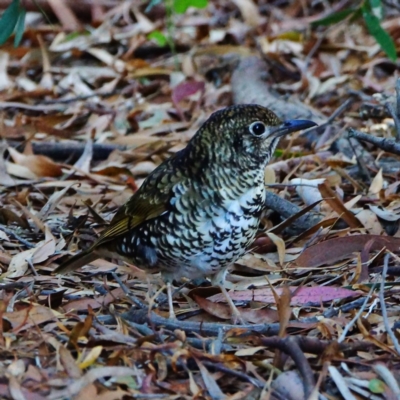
369, 168, 383, 195
318, 182, 362, 228
78, 346, 103, 370
266, 232, 286, 266
8, 147, 63, 178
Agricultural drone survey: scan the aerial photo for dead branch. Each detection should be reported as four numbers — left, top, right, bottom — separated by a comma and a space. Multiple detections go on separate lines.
348, 128, 400, 156
264, 191, 322, 234
380, 254, 400, 354
385, 78, 400, 142
8, 141, 126, 162
119, 309, 283, 337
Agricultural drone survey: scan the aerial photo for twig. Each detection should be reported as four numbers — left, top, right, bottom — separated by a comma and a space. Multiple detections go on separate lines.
38, 90, 120, 105
348, 135, 371, 182
338, 282, 376, 343
0, 101, 64, 111
305, 97, 354, 139
9, 141, 127, 162
277, 336, 316, 398
381, 0, 400, 11
328, 366, 356, 400
264, 191, 321, 234
304, 31, 327, 70
111, 272, 146, 309
385, 102, 400, 142
348, 128, 400, 155
0, 225, 35, 248
92, 321, 137, 345
256, 334, 376, 356
385, 78, 400, 141
373, 364, 400, 397
118, 309, 283, 337
380, 253, 400, 354
202, 361, 264, 388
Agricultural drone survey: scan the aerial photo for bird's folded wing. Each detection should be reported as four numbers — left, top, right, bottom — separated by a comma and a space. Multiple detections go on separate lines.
93, 198, 168, 247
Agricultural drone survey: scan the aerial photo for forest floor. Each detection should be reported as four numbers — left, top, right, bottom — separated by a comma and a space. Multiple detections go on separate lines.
0, 0, 400, 399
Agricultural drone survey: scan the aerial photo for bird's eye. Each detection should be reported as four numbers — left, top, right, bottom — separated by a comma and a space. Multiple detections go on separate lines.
249, 121, 266, 136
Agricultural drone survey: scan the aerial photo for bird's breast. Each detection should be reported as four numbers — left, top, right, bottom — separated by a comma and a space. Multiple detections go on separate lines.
154, 183, 265, 278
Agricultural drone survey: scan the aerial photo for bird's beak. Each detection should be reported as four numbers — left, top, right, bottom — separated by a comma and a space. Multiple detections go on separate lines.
270, 119, 318, 138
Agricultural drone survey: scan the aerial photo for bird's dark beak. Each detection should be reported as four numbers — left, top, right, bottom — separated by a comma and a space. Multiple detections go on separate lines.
270, 119, 318, 138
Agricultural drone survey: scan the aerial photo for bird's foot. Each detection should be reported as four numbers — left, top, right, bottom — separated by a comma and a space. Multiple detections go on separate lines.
168, 308, 177, 320
167, 281, 177, 320
230, 308, 246, 325
218, 284, 246, 325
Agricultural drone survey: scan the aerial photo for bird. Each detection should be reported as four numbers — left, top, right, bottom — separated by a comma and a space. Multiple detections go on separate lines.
55, 104, 317, 322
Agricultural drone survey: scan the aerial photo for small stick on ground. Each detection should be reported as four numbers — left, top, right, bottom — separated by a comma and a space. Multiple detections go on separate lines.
380, 253, 400, 354
111, 272, 146, 309
305, 97, 355, 140
385, 78, 400, 141
348, 128, 400, 156
264, 191, 321, 233
0, 225, 35, 249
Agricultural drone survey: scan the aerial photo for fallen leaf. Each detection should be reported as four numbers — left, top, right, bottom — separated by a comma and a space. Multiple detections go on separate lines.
209, 286, 362, 305
318, 182, 362, 228
78, 346, 103, 369
59, 346, 82, 379
369, 168, 383, 194
8, 147, 63, 178
4, 305, 57, 331
266, 232, 286, 266
296, 235, 400, 268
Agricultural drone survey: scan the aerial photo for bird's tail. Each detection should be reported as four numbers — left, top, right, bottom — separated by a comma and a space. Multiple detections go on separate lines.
54, 250, 98, 274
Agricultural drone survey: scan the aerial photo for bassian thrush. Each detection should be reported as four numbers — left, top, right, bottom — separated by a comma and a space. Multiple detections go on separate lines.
55, 104, 316, 321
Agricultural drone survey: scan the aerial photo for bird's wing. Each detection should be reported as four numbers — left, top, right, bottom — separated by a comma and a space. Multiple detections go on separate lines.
91, 161, 179, 249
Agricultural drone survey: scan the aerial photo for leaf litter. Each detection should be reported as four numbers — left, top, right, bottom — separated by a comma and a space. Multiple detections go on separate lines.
0, 0, 399, 399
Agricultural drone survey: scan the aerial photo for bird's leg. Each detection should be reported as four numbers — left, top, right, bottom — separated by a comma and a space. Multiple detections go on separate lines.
167, 281, 176, 320
212, 267, 245, 325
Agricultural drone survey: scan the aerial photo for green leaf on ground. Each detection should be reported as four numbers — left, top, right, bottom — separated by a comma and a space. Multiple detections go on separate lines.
362, 8, 397, 61
148, 30, 168, 47
311, 8, 356, 27
0, 0, 21, 45
369, 379, 386, 394
13, 6, 26, 47
368, 0, 383, 19
173, 0, 208, 14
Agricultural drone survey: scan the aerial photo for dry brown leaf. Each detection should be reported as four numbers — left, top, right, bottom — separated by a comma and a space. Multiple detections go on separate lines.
266, 232, 286, 266
4, 305, 58, 331
318, 182, 363, 228
59, 346, 82, 379
8, 147, 63, 178
296, 235, 400, 268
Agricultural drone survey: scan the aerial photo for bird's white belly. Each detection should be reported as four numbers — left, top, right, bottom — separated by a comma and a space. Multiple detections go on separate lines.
185, 188, 262, 276
156, 184, 264, 281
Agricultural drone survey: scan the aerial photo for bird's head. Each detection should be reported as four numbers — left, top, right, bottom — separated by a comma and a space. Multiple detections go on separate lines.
190, 104, 317, 169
